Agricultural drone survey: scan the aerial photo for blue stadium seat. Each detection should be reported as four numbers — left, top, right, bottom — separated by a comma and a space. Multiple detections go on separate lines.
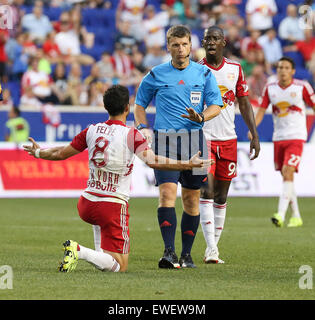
284, 51, 305, 68
127, 85, 135, 97
81, 45, 108, 61
4, 81, 21, 107
146, 0, 161, 12
108, 0, 120, 10
87, 26, 115, 47
275, 0, 304, 14
191, 28, 204, 43
294, 67, 312, 81
81, 65, 92, 80
82, 8, 116, 28
44, 7, 63, 21
236, 1, 247, 18
273, 13, 286, 31
275, 0, 288, 14
20, 5, 33, 14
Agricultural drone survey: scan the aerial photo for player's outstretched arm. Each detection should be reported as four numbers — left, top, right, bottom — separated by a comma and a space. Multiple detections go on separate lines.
23, 137, 80, 160
238, 96, 260, 160
137, 149, 212, 171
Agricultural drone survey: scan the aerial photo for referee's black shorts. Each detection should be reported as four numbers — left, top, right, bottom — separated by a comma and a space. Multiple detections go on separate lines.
152, 129, 208, 189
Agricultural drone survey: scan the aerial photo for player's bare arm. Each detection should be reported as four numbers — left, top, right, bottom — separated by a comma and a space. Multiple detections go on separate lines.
181, 104, 221, 123
238, 96, 260, 160
23, 137, 80, 160
248, 107, 266, 141
136, 149, 212, 170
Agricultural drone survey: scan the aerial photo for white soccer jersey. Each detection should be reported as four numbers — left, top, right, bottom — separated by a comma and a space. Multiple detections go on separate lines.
199, 57, 249, 141
71, 120, 148, 203
260, 79, 315, 141
119, 0, 146, 23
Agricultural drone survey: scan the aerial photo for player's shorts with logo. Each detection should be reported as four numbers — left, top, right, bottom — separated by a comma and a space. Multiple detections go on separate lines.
77, 195, 130, 254
206, 139, 237, 181
273, 139, 304, 172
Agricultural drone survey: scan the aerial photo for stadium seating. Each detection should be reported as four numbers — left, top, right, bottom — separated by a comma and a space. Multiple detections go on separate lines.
86, 26, 116, 48
236, 1, 247, 18
81, 44, 109, 61
284, 51, 305, 68
81, 8, 116, 29
44, 7, 63, 21
295, 66, 313, 81
3, 81, 21, 106
5, 0, 314, 107
273, 13, 286, 31
275, 0, 304, 14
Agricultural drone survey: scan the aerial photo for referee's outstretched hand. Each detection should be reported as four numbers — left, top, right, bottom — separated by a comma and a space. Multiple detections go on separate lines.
189, 151, 214, 168
181, 107, 202, 123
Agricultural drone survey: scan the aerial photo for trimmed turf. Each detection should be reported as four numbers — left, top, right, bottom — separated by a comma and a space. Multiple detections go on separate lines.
0, 197, 314, 300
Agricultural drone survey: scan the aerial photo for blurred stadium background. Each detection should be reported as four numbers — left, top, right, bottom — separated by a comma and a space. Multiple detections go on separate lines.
0, 0, 315, 197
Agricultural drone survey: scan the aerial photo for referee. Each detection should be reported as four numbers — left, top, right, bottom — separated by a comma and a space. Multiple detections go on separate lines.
134, 25, 223, 268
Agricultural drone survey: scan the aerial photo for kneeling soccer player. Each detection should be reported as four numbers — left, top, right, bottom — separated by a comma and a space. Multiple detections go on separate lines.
23, 85, 211, 272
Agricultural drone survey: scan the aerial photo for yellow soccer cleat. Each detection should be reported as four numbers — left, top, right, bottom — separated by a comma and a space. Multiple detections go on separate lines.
271, 213, 284, 227
287, 217, 303, 227
59, 240, 78, 273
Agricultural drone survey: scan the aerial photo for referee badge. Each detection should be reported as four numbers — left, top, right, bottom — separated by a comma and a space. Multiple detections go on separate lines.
190, 91, 201, 106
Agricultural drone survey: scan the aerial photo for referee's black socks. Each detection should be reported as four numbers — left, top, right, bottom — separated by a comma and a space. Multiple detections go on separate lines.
157, 207, 177, 252
181, 211, 200, 256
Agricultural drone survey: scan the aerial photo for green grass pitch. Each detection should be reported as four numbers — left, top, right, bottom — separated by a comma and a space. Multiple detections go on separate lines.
0, 197, 314, 300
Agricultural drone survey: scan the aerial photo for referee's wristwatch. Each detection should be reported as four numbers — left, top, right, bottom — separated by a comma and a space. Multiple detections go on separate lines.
198, 112, 205, 123
136, 123, 148, 130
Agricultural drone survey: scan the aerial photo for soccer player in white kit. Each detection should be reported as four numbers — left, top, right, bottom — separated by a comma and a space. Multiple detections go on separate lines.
251, 57, 315, 227
198, 26, 260, 264
23, 85, 211, 273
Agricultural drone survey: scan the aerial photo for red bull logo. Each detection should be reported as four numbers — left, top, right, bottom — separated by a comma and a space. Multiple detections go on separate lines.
273, 101, 302, 117
218, 85, 235, 109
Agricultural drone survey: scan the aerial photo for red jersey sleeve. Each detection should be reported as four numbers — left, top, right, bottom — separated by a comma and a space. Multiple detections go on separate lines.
236, 65, 249, 97
302, 81, 315, 108
260, 85, 270, 109
70, 127, 88, 152
127, 127, 149, 154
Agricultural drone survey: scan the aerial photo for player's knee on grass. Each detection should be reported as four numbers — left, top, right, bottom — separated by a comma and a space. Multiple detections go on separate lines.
108, 251, 129, 272
118, 262, 128, 272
